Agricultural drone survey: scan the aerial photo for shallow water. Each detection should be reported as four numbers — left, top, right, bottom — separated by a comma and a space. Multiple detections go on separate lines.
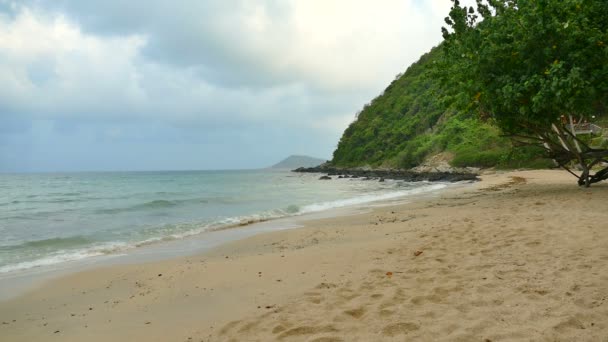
0, 169, 448, 274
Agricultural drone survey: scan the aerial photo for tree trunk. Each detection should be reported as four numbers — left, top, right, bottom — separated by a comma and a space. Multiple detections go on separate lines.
517, 123, 608, 187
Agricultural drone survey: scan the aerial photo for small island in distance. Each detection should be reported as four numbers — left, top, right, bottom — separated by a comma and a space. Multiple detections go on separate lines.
269, 155, 326, 169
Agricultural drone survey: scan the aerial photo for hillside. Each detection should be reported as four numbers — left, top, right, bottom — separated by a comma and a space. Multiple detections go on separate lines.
331, 45, 550, 170
270, 155, 326, 169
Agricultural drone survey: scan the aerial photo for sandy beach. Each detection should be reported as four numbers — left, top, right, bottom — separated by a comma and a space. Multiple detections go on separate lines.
1, 170, 607, 341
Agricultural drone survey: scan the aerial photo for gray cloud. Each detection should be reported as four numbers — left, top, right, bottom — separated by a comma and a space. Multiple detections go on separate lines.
0, 0, 454, 172
25, 0, 449, 91
25, 1, 305, 88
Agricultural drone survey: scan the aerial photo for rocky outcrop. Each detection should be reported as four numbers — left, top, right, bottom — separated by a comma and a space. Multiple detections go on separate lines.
410, 152, 479, 174
293, 164, 478, 182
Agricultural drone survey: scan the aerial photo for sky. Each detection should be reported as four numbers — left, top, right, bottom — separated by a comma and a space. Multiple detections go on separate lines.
0, 0, 460, 172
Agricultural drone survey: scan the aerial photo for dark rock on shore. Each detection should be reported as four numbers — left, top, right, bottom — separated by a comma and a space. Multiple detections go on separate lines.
293, 165, 478, 183
319, 175, 332, 180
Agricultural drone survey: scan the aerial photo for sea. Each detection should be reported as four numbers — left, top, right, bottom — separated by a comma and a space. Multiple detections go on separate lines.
0, 169, 452, 275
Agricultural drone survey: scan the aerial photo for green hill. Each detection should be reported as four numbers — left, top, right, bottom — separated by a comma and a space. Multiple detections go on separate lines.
331, 45, 550, 170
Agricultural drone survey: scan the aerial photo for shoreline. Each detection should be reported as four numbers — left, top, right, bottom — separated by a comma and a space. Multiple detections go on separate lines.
0, 179, 462, 301
1, 170, 607, 341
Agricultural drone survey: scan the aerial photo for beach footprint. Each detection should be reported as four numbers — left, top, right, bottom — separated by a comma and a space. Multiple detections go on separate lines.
381, 322, 420, 337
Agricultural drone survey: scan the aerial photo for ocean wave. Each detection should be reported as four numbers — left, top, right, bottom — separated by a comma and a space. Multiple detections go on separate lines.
300, 183, 447, 213
3, 207, 80, 220
47, 192, 84, 197
138, 199, 178, 208
59, 192, 83, 197
0, 182, 451, 274
47, 198, 80, 203
0, 198, 80, 206
208, 183, 448, 231
0, 200, 21, 206
0, 236, 93, 252
96, 199, 179, 214
0, 241, 129, 273
95, 196, 239, 215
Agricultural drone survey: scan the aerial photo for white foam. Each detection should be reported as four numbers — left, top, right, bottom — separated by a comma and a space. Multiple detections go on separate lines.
0, 182, 451, 274
300, 183, 447, 213
0, 241, 129, 273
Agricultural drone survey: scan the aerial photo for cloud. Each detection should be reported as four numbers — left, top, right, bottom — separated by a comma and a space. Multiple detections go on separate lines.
0, 7, 146, 119
37, 0, 450, 91
0, 0, 457, 171
0, 1, 453, 120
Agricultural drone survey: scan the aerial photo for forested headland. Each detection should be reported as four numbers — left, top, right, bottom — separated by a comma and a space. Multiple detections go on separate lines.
331, 0, 607, 185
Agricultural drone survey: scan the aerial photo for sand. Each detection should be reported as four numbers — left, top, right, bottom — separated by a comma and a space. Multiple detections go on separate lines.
1, 170, 607, 341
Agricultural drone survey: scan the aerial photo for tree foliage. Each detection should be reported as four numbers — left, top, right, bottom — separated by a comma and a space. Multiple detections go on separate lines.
332, 48, 450, 167
442, 0, 608, 186
331, 44, 549, 170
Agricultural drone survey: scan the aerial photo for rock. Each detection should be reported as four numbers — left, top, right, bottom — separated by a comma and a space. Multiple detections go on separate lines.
379, 178, 385, 182
294, 165, 478, 183
319, 175, 332, 180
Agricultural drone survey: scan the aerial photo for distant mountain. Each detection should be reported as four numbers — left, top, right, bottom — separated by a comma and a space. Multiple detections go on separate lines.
270, 155, 326, 169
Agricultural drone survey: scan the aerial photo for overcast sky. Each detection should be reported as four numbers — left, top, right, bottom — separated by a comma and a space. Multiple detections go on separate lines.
0, 0, 458, 172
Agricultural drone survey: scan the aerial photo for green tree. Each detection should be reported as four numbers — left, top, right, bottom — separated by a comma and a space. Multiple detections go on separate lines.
442, 0, 608, 186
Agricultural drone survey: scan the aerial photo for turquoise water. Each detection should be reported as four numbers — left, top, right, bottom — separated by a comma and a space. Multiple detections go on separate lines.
0, 170, 447, 273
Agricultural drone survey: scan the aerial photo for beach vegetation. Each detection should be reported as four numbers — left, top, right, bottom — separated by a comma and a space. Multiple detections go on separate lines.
331, 46, 550, 170
332, 0, 606, 186
442, 0, 608, 186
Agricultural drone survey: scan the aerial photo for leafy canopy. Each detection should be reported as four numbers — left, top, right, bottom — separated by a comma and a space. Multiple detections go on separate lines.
330, 43, 550, 170
442, 0, 608, 133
